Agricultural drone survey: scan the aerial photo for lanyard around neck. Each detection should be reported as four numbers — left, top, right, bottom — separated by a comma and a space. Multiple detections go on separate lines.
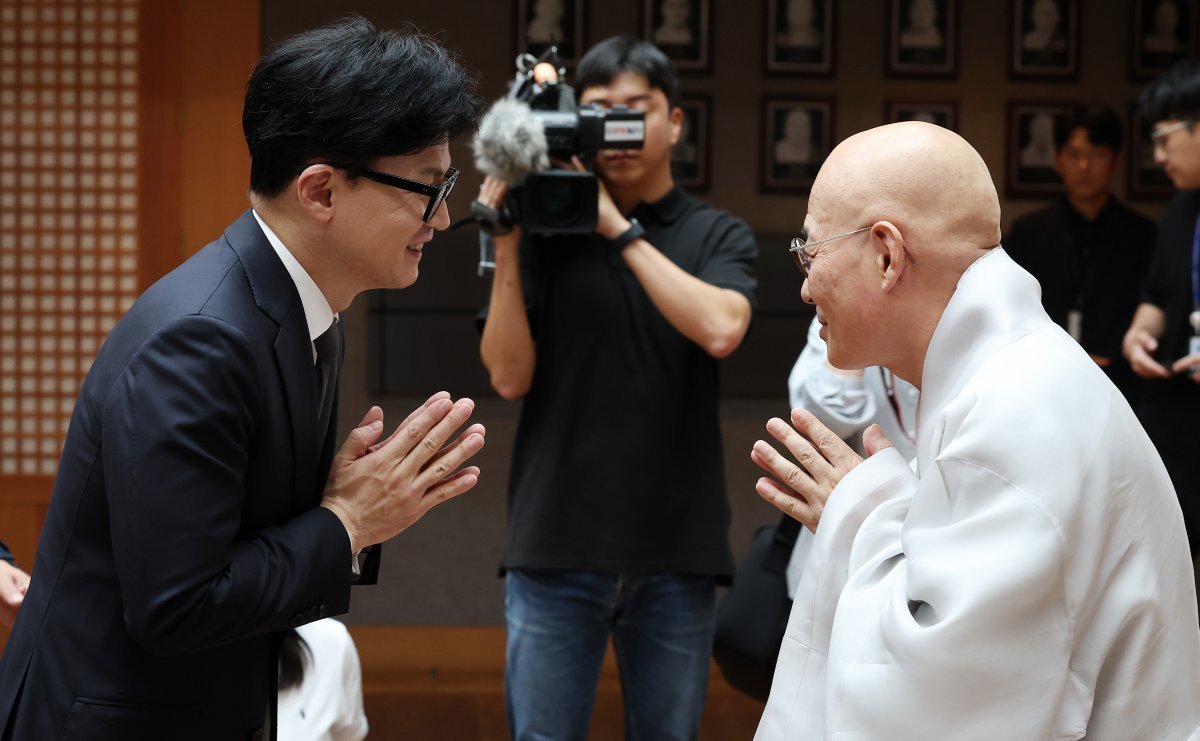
879, 368, 915, 444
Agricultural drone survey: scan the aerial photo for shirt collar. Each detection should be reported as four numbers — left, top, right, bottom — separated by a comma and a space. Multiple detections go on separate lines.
630, 184, 690, 225
251, 210, 336, 343
1059, 194, 1115, 227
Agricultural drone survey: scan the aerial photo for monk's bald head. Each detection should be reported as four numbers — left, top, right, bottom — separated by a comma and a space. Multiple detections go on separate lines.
799, 123, 1003, 387
811, 122, 1000, 273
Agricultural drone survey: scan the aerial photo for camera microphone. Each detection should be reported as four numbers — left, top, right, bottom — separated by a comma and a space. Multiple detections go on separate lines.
471, 98, 550, 186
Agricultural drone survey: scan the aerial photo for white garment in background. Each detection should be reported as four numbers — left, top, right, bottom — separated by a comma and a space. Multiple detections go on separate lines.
278, 619, 369, 741
785, 316, 919, 598
788, 316, 918, 460
758, 249, 1200, 740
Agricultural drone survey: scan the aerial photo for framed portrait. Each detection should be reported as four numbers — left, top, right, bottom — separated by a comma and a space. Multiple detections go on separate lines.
1131, 0, 1196, 80
764, 0, 834, 76
760, 97, 833, 193
672, 95, 710, 191
885, 99, 957, 131
1128, 103, 1175, 198
1010, 0, 1079, 79
515, 0, 586, 66
642, 0, 711, 72
1007, 101, 1074, 197
886, 0, 958, 78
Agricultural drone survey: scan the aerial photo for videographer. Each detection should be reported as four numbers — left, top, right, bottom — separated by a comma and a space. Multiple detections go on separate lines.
475, 36, 757, 740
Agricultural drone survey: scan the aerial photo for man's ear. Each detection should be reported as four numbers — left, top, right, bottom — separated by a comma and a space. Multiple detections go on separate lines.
1052, 150, 1066, 180
295, 165, 337, 223
871, 221, 910, 292
669, 105, 683, 147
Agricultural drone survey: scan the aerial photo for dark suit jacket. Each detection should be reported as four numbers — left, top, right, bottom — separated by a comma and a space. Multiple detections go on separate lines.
0, 211, 373, 741
1003, 197, 1157, 404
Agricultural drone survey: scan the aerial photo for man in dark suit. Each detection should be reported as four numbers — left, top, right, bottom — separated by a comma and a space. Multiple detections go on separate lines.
1003, 104, 1157, 406
0, 18, 483, 740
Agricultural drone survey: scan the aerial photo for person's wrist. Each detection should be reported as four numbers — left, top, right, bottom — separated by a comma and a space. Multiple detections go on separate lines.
598, 215, 631, 241
320, 501, 360, 553
608, 218, 645, 251
493, 230, 521, 255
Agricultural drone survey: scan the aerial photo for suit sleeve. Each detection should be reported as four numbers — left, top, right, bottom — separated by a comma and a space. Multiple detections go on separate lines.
102, 315, 352, 657
777, 450, 1080, 739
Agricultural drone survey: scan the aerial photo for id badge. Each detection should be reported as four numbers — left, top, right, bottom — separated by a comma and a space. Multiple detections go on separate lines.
1067, 310, 1083, 342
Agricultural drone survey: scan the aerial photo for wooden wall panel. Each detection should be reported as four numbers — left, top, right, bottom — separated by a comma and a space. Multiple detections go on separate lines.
0, 0, 258, 644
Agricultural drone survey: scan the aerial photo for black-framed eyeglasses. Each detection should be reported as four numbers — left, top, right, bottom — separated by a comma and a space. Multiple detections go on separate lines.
787, 226, 871, 279
326, 163, 459, 223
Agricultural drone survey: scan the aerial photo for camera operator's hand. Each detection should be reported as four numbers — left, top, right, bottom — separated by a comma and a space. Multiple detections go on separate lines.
476, 176, 521, 254
564, 156, 630, 240
473, 176, 517, 237
476, 176, 508, 212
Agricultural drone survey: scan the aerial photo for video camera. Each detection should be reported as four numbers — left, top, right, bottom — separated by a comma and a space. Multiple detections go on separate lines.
471, 47, 646, 235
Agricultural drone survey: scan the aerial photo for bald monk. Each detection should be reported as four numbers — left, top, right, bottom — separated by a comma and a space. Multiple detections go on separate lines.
752, 122, 1200, 740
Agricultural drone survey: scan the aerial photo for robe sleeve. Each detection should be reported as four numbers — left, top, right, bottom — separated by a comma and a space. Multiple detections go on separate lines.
764, 449, 1087, 740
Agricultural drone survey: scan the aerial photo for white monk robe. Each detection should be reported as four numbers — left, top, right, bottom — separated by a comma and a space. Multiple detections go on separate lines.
757, 248, 1200, 740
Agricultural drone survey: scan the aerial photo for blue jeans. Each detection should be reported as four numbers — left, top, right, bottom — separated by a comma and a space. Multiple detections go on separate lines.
504, 568, 716, 741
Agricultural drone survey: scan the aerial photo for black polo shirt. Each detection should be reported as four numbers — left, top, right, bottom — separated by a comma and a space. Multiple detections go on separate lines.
1003, 196, 1156, 402
482, 185, 758, 579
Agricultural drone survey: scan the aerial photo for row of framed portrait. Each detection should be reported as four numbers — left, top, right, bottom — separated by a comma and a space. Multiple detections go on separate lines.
671, 96, 1172, 198
518, 0, 1196, 79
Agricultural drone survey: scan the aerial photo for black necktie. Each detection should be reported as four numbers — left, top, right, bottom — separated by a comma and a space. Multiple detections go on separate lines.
314, 322, 340, 448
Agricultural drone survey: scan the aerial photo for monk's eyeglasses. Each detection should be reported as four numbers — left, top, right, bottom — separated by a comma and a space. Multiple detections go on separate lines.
788, 226, 871, 279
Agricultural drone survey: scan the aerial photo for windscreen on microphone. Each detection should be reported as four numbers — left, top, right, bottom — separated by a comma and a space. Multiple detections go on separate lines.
472, 98, 549, 186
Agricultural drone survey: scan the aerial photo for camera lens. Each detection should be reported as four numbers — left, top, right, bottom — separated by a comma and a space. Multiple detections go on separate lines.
533, 177, 583, 227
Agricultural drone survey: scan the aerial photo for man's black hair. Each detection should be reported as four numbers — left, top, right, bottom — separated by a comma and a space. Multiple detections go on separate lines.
244, 16, 481, 197
1054, 104, 1124, 153
573, 36, 681, 109
1141, 57, 1200, 128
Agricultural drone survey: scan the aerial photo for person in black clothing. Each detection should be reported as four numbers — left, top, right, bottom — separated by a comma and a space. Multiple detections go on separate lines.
1124, 58, 1200, 574
475, 37, 757, 740
1004, 104, 1157, 405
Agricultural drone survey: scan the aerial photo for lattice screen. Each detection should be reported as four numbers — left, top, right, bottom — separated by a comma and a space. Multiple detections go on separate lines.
0, 0, 139, 476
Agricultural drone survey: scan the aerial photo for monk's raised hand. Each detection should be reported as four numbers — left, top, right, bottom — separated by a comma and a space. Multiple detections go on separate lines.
751, 408, 868, 531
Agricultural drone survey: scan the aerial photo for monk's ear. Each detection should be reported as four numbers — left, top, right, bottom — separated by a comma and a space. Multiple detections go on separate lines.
871, 221, 910, 292
294, 164, 337, 223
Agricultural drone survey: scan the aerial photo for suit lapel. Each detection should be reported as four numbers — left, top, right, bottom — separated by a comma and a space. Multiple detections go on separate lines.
224, 211, 321, 511
277, 320, 320, 509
